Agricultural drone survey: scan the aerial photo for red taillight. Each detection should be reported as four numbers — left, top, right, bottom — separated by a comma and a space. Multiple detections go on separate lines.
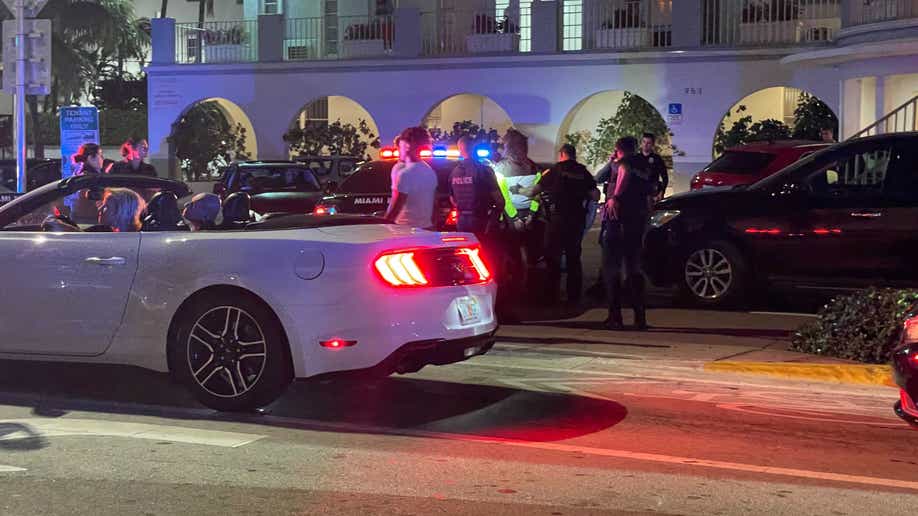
812, 228, 842, 235
690, 175, 702, 190
320, 338, 357, 349
446, 208, 458, 226
374, 246, 491, 288
905, 316, 918, 345
314, 206, 328, 215
744, 228, 782, 235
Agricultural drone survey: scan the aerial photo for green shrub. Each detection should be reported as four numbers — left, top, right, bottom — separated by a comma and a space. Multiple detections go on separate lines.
791, 288, 918, 363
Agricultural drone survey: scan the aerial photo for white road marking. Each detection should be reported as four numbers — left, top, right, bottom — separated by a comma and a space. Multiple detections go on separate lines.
0, 465, 26, 473
0, 419, 263, 448
252, 413, 918, 492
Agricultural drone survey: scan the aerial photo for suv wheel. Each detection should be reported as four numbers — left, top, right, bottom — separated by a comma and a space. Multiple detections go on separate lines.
170, 293, 293, 411
680, 241, 747, 308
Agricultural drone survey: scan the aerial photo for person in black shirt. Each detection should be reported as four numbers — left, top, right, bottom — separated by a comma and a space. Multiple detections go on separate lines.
532, 144, 600, 305
109, 138, 157, 177
603, 137, 656, 330
640, 133, 668, 201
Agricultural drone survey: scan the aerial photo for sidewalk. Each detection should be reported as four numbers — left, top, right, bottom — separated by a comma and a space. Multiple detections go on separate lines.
500, 307, 894, 387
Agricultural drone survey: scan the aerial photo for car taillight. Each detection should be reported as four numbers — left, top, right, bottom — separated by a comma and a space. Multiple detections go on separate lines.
905, 316, 918, 345
314, 205, 337, 215
690, 175, 702, 190
374, 246, 491, 288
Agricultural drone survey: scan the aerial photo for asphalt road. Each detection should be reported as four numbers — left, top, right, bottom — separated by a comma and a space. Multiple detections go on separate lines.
0, 310, 914, 516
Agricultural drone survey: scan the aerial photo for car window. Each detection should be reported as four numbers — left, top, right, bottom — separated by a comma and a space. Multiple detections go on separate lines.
339, 162, 392, 194
237, 167, 320, 192
3, 186, 156, 230
805, 146, 894, 198
882, 143, 918, 204
705, 151, 775, 175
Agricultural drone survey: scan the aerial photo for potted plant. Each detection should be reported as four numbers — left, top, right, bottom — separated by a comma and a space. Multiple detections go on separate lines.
202, 25, 252, 63
341, 18, 394, 58
594, 5, 649, 49
466, 13, 520, 53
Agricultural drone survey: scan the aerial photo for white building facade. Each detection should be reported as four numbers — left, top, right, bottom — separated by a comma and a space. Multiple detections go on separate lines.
145, 0, 918, 191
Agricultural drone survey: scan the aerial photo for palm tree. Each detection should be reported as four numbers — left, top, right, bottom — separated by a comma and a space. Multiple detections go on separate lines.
0, 0, 149, 157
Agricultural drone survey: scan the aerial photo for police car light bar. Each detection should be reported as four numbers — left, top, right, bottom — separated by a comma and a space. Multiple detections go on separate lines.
475, 147, 491, 159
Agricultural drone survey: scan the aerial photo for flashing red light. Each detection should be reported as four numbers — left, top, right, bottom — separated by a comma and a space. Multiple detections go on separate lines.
314, 206, 328, 215
320, 338, 357, 349
381, 148, 399, 159
744, 228, 782, 235
813, 228, 843, 235
446, 208, 459, 226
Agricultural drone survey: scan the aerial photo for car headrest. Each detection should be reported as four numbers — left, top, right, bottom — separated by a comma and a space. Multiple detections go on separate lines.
222, 192, 252, 224
145, 191, 182, 228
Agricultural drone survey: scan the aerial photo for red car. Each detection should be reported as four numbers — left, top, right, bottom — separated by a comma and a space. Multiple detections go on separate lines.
691, 140, 830, 190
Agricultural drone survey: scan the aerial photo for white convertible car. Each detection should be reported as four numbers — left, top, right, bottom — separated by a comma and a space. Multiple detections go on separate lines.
0, 175, 497, 411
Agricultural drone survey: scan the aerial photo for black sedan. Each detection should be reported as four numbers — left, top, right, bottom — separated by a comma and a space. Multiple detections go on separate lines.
213, 161, 327, 216
893, 306, 918, 427
643, 133, 918, 307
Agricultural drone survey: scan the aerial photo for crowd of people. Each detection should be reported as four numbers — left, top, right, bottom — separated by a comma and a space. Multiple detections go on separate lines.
383, 127, 669, 330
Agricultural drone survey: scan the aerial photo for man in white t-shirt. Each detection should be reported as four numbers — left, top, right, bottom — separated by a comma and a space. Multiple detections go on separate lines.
385, 127, 438, 229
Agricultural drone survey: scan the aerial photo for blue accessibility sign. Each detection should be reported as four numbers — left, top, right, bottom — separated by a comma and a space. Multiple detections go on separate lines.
668, 103, 683, 115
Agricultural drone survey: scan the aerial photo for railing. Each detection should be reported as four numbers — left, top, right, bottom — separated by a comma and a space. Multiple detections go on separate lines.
702, 0, 840, 47
847, 0, 918, 26
339, 14, 395, 58
573, 0, 673, 51
851, 96, 918, 139
175, 20, 258, 64
284, 17, 324, 61
421, 5, 522, 57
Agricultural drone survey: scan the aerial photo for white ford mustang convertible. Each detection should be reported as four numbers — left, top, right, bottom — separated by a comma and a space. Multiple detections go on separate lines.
0, 175, 497, 411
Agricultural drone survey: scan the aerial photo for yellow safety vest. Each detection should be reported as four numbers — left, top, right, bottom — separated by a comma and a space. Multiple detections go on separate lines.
529, 170, 549, 213
493, 171, 518, 219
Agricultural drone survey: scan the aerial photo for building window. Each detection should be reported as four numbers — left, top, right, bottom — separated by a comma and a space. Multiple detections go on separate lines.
563, 0, 583, 51
262, 0, 281, 15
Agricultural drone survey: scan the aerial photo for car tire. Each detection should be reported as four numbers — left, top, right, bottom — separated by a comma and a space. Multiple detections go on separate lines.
679, 240, 748, 308
169, 292, 293, 412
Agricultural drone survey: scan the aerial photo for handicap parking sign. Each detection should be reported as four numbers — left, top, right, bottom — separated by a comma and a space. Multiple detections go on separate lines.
668, 103, 683, 115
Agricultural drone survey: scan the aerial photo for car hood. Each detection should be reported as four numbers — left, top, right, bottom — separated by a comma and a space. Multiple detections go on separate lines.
656, 185, 756, 211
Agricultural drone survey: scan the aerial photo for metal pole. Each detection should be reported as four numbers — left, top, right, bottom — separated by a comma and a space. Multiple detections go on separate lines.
14, 0, 27, 193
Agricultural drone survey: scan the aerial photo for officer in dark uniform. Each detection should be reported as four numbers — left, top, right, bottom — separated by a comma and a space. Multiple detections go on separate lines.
532, 144, 600, 305
603, 136, 655, 331
450, 136, 518, 321
640, 133, 669, 201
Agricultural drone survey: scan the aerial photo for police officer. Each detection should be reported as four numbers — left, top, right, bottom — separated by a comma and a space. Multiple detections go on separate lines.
450, 136, 520, 322
532, 144, 599, 305
603, 136, 655, 331
640, 133, 669, 201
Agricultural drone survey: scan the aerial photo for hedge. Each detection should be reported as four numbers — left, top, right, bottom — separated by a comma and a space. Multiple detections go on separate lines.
791, 288, 918, 364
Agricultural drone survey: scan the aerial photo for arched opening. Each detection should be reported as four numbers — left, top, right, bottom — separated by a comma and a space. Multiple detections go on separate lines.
558, 90, 674, 191
422, 94, 515, 147
169, 98, 257, 182
284, 96, 381, 160
714, 86, 838, 157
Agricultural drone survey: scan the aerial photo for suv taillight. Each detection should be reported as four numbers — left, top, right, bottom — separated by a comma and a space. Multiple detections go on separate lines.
690, 174, 703, 190
374, 246, 491, 288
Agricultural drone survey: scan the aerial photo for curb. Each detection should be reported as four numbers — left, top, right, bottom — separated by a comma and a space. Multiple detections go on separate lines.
703, 361, 895, 387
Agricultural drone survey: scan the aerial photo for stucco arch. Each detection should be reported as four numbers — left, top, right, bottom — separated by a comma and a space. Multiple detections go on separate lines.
421, 93, 515, 138
285, 95, 382, 159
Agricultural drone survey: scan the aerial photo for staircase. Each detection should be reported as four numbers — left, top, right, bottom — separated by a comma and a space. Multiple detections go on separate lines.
850, 95, 918, 139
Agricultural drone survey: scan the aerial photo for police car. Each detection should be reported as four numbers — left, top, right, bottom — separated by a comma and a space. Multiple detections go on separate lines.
314, 145, 479, 230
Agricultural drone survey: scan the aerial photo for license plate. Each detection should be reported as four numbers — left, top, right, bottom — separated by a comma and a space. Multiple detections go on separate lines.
457, 297, 481, 325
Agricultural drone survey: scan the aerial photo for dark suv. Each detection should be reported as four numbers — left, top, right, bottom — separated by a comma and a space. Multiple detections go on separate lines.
213, 161, 325, 215
644, 133, 918, 307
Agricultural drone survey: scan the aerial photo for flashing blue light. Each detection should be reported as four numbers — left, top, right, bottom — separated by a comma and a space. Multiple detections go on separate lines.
475, 148, 491, 159
433, 149, 447, 157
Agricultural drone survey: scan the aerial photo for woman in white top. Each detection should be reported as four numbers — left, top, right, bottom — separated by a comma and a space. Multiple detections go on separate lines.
384, 127, 438, 229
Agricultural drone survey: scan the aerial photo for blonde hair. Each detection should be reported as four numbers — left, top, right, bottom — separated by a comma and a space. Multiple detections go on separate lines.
102, 188, 145, 232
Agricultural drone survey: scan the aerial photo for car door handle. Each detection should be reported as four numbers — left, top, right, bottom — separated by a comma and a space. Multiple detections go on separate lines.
849, 211, 882, 218
85, 256, 127, 266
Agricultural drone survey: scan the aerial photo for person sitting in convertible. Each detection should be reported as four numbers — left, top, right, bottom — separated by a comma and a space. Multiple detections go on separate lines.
182, 192, 221, 231
98, 188, 146, 232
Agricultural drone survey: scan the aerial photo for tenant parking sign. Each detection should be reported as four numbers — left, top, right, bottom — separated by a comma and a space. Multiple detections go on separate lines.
667, 103, 683, 125
60, 106, 99, 180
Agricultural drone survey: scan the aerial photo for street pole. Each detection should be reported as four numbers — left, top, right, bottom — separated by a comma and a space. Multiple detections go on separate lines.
14, 0, 27, 193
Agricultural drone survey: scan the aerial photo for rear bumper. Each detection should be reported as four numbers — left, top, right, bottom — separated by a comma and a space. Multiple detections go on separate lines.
301, 330, 496, 382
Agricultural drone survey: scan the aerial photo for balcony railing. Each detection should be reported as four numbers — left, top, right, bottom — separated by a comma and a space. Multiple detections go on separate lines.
176, 20, 258, 64
574, 0, 673, 52
284, 17, 324, 61
847, 0, 918, 26
702, 0, 840, 47
421, 8, 522, 57
851, 95, 918, 138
